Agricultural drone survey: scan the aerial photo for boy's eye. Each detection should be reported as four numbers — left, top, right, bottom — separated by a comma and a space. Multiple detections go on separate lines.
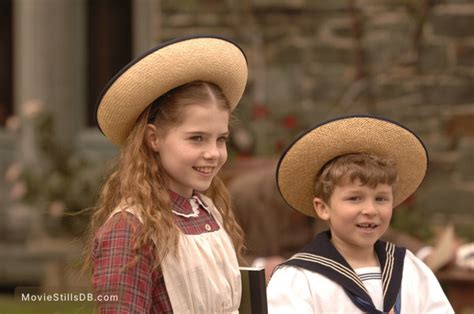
376, 196, 389, 202
347, 196, 361, 201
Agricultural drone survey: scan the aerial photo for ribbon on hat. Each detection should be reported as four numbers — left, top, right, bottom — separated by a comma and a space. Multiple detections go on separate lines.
279, 231, 405, 313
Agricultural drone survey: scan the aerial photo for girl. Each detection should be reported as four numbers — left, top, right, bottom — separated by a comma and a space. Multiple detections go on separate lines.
84, 36, 248, 313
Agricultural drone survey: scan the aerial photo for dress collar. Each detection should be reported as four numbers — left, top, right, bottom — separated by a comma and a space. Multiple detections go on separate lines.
168, 190, 211, 218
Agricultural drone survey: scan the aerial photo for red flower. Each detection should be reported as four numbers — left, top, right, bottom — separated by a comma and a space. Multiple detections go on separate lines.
251, 103, 270, 120
281, 115, 298, 129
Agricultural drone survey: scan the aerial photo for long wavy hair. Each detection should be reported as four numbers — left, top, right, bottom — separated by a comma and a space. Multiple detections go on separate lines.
83, 81, 245, 272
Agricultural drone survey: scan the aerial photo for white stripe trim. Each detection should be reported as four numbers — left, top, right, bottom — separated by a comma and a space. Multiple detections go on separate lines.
358, 273, 382, 281
382, 242, 395, 297
289, 253, 369, 295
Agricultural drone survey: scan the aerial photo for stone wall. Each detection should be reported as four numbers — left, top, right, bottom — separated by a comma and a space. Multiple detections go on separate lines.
159, 0, 474, 239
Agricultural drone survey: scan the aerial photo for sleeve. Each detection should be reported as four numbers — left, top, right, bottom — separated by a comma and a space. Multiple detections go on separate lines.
267, 266, 315, 314
404, 250, 455, 314
92, 213, 156, 313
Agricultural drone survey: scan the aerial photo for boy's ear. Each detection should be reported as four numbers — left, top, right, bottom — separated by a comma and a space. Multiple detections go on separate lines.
313, 197, 330, 221
145, 124, 160, 152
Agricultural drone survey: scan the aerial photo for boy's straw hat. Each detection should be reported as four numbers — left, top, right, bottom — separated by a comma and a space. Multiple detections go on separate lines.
96, 35, 248, 146
277, 115, 428, 217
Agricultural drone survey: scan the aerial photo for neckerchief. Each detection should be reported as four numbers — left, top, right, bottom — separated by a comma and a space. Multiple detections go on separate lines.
280, 231, 405, 313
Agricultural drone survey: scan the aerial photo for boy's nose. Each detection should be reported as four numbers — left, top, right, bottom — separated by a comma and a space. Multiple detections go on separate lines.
361, 202, 377, 215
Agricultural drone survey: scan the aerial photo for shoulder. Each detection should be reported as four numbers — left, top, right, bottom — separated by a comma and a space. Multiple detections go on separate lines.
93, 210, 156, 264
268, 265, 341, 299
96, 210, 143, 241
267, 265, 342, 313
401, 250, 454, 312
93, 210, 145, 257
269, 265, 311, 284
269, 265, 338, 291
401, 250, 445, 295
403, 249, 433, 276
401, 249, 443, 285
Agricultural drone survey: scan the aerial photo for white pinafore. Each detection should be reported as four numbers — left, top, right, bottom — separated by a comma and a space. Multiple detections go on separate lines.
108, 195, 241, 313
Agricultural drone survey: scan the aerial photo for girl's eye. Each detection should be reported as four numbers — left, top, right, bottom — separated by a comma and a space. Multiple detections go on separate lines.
190, 136, 203, 142
217, 136, 228, 143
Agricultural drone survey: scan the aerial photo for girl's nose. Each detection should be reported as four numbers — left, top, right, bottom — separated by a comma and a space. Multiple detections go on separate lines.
202, 145, 220, 159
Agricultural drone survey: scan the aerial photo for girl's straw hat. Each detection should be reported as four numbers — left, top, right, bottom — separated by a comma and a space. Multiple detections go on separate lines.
277, 115, 428, 217
96, 35, 248, 146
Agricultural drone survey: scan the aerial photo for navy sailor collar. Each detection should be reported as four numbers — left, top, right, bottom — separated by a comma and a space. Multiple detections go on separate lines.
280, 230, 405, 313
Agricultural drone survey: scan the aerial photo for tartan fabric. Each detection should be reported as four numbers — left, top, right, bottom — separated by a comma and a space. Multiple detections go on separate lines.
93, 191, 221, 313
93, 212, 172, 313
170, 191, 220, 234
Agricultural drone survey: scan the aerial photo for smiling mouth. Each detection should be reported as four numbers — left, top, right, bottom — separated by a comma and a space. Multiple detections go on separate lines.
193, 166, 215, 175
356, 223, 378, 230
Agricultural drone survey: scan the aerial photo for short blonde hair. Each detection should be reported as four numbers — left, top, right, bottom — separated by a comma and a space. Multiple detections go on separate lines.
313, 153, 398, 203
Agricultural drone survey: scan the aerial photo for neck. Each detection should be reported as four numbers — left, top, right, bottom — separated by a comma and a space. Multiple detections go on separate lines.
330, 238, 379, 269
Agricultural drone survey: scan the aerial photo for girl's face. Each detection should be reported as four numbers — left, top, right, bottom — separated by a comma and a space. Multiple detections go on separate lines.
148, 102, 230, 198
313, 178, 393, 255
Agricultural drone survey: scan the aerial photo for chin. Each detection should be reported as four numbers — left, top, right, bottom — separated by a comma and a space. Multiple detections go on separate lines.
194, 184, 212, 192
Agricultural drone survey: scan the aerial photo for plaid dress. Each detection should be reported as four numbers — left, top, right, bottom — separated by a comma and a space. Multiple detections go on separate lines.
92, 191, 239, 313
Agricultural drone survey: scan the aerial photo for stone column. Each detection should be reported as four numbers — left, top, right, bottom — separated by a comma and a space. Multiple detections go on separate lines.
133, 0, 161, 56
14, 0, 86, 161
12, 0, 86, 240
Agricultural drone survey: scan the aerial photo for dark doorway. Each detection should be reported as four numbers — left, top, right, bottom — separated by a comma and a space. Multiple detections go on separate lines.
0, 0, 13, 126
87, 0, 132, 126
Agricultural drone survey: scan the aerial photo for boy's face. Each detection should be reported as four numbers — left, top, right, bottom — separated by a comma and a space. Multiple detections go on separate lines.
313, 178, 393, 253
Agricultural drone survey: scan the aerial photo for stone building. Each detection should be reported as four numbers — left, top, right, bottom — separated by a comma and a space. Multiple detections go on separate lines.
0, 0, 473, 243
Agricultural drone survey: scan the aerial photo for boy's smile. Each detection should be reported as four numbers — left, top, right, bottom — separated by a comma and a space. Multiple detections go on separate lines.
313, 178, 393, 262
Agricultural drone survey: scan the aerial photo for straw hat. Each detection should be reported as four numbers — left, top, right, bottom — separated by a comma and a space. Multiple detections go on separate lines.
96, 35, 248, 146
277, 115, 428, 217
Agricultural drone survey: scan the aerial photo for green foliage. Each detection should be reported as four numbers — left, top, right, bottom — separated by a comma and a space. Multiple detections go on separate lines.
391, 203, 433, 242
7, 107, 105, 237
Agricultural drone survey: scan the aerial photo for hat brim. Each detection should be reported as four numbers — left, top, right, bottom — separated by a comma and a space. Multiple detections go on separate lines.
96, 35, 248, 146
277, 115, 428, 217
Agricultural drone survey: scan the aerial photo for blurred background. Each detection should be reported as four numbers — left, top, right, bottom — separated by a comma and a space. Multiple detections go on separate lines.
0, 0, 473, 312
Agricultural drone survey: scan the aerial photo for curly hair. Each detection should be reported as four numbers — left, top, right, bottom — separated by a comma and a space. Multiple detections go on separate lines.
313, 153, 399, 203
83, 81, 245, 273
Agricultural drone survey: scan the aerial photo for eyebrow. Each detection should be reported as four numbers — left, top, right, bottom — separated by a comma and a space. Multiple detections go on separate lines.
184, 131, 229, 136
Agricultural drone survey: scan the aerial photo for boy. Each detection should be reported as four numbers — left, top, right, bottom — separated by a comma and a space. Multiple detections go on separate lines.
267, 116, 454, 313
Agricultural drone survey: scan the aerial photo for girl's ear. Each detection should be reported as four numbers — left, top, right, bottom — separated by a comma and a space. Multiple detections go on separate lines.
313, 197, 330, 221
145, 124, 160, 152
